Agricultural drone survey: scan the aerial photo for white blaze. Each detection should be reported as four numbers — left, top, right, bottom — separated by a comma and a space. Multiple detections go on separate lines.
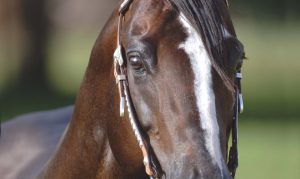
178, 14, 224, 174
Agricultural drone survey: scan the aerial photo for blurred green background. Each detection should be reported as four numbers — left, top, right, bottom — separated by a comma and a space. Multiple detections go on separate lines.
0, 0, 299, 178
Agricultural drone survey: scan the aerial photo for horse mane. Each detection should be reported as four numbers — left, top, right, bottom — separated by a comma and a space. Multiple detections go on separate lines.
169, 0, 244, 91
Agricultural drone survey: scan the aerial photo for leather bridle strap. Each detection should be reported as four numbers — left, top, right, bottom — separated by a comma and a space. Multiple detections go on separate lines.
227, 71, 243, 178
113, 0, 161, 178
225, 1, 243, 177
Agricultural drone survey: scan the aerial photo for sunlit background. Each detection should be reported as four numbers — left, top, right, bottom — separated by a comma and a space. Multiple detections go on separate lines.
0, 0, 299, 178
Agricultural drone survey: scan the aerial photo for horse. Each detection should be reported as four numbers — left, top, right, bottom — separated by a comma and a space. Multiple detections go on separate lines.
0, 107, 73, 179
0, 0, 245, 178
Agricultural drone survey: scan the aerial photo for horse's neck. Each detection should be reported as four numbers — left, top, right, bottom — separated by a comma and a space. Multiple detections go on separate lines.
41, 55, 121, 178
41, 10, 147, 178
41, 65, 146, 178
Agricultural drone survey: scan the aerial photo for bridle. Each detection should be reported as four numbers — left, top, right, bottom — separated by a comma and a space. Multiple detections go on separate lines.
114, 0, 162, 177
113, 0, 244, 178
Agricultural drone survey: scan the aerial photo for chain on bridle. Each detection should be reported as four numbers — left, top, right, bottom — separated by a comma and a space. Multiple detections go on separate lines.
113, 0, 243, 178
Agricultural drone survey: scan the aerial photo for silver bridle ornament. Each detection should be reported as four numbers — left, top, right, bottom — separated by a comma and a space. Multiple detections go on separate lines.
114, 45, 126, 117
236, 72, 244, 113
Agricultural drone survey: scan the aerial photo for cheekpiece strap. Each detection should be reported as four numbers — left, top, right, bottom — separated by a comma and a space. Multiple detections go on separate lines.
228, 71, 244, 178
114, 0, 160, 178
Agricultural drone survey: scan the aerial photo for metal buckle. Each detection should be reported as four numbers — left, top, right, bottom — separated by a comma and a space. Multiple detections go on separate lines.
236, 72, 242, 79
239, 94, 244, 114
116, 75, 126, 84
236, 72, 244, 114
114, 45, 124, 66
120, 97, 125, 117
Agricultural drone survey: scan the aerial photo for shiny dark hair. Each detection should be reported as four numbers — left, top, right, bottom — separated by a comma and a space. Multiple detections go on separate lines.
169, 0, 245, 91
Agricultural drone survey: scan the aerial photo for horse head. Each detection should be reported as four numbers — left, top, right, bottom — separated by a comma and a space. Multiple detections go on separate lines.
107, 0, 244, 178
41, 1, 244, 179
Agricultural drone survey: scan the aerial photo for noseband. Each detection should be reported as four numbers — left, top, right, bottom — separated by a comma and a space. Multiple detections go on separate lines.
113, 0, 243, 178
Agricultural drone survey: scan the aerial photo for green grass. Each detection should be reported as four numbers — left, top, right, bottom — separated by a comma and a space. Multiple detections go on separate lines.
236, 119, 300, 179
233, 19, 300, 118
0, 88, 75, 122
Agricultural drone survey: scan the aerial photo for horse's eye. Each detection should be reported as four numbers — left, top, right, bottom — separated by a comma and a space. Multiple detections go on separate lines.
128, 55, 146, 75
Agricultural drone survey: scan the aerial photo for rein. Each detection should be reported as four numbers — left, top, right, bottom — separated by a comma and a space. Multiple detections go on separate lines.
113, 0, 243, 178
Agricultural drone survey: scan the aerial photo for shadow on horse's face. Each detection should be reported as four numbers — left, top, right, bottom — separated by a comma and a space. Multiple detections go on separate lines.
121, 0, 234, 178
